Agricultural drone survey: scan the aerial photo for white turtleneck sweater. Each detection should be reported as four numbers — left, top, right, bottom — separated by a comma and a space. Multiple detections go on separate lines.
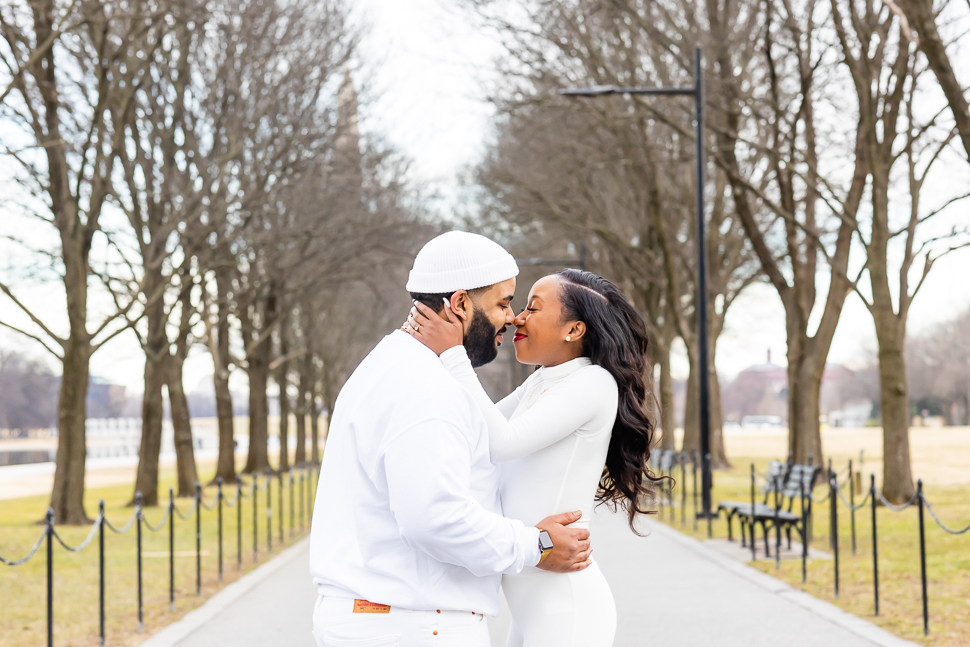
440, 348, 619, 560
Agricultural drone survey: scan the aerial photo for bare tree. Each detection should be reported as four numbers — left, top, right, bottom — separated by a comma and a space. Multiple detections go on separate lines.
0, 1, 160, 523
830, 0, 970, 500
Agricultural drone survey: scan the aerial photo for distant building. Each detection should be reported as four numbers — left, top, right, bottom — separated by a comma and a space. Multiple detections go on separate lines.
721, 350, 873, 427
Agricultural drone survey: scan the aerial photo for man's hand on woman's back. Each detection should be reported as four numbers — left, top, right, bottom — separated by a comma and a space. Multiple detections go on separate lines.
535, 511, 593, 572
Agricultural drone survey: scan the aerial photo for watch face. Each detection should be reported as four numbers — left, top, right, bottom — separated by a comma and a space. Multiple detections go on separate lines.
538, 531, 554, 551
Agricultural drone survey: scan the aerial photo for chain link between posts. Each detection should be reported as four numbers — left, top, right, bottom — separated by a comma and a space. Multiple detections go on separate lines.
51, 512, 104, 552
0, 525, 48, 566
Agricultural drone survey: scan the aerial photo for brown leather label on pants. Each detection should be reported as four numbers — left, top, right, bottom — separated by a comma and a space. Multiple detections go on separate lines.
353, 599, 391, 613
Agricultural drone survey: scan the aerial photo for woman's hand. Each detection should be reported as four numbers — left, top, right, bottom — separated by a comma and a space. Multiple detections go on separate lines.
406, 299, 463, 356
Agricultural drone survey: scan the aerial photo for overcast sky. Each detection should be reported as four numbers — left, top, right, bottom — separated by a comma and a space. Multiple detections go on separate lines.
1, 0, 968, 393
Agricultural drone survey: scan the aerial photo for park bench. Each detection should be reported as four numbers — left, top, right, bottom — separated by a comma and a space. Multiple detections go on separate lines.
718, 462, 820, 557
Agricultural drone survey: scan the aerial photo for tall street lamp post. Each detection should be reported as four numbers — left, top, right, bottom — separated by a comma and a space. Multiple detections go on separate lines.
560, 46, 714, 521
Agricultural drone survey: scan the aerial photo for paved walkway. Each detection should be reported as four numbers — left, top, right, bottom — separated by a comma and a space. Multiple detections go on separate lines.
141, 508, 916, 647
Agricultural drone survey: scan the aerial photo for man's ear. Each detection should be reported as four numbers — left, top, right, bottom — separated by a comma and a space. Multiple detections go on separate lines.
449, 290, 471, 322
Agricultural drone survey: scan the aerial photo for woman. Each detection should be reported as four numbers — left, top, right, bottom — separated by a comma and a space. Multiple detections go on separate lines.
406, 268, 659, 647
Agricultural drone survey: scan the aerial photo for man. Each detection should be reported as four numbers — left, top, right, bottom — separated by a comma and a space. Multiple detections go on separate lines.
309, 231, 592, 646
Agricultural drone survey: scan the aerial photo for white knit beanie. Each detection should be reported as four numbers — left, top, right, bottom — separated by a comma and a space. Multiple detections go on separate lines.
406, 231, 519, 293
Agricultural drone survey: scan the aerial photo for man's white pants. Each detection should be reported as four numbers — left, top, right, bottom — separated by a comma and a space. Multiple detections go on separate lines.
312, 596, 491, 647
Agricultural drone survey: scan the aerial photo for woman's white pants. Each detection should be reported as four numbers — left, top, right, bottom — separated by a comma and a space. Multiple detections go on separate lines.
312, 596, 491, 647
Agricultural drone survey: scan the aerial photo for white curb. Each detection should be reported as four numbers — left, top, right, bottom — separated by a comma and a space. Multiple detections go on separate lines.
138, 535, 310, 647
648, 521, 919, 647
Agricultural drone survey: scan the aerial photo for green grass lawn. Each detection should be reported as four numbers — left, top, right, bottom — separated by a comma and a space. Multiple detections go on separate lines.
0, 462, 317, 647
655, 457, 970, 647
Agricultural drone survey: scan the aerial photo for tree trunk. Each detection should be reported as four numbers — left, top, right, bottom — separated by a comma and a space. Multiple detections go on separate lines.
49, 341, 92, 524
275, 327, 290, 472
876, 325, 915, 502
657, 343, 676, 451
168, 353, 198, 496
310, 403, 321, 465
295, 356, 309, 465
211, 271, 236, 483
709, 364, 729, 468
682, 356, 699, 454
786, 338, 825, 467
869, 168, 916, 503
680, 343, 728, 467
245, 338, 271, 473
133, 281, 167, 506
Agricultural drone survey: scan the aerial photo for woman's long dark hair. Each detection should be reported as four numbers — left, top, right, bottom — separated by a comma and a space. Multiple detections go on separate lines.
557, 269, 662, 533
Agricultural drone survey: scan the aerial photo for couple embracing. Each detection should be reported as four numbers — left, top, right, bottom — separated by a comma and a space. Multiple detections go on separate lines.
309, 232, 659, 647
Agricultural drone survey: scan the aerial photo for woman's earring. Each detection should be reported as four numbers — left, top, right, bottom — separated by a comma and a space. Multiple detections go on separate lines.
566, 336, 571, 342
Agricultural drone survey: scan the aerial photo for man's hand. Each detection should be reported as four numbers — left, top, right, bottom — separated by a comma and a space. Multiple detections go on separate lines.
535, 511, 592, 572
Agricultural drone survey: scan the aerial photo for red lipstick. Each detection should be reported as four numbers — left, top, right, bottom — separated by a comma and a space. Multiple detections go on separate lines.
514, 333, 527, 342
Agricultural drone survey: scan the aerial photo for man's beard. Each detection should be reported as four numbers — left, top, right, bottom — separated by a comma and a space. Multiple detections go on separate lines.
464, 307, 504, 368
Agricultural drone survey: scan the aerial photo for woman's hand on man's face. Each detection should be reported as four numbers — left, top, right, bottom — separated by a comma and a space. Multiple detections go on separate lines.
406, 299, 463, 356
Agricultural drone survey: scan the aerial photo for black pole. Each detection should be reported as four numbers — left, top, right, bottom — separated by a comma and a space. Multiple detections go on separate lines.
828, 459, 835, 549
850, 459, 857, 555
217, 477, 224, 582
300, 467, 305, 532
253, 478, 258, 562
871, 474, 879, 616
831, 470, 839, 599
706, 454, 713, 538
236, 476, 242, 571
266, 470, 273, 552
681, 452, 687, 527
99, 500, 105, 647
46, 507, 53, 647
800, 477, 807, 583
196, 482, 202, 595
692, 46, 712, 522
918, 479, 928, 635
692, 452, 698, 532
136, 491, 143, 632
169, 488, 175, 611
774, 473, 781, 568
750, 464, 756, 562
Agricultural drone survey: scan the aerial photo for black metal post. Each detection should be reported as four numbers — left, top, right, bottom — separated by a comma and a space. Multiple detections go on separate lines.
828, 459, 835, 549
169, 488, 175, 611
217, 477, 224, 582
692, 49, 713, 525
750, 464, 756, 561
300, 467, 305, 532
236, 476, 242, 571
871, 474, 879, 616
831, 470, 839, 599
46, 508, 53, 647
800, 477, 807, 583
849, 459, 857, 555
196, 482, 202, 595
681, 452, 687, 527
692, 452, 698, 532
253, 478, 258, 562
266, 470, 273, 552
918, 479, 928, 635
99, 500, 105, 647
136, 491, 144, 632
774, 474, 781, 568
